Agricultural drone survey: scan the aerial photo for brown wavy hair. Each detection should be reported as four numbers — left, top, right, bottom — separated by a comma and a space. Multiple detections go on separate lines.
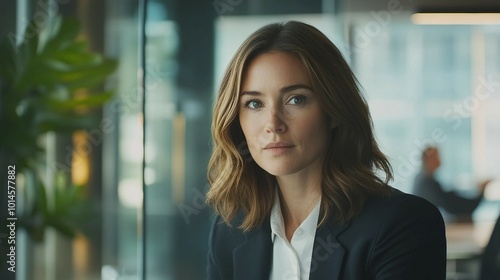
206, 21, 392, 231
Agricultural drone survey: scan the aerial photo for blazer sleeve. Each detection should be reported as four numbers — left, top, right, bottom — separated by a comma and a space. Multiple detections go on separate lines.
369, 194, 447, 280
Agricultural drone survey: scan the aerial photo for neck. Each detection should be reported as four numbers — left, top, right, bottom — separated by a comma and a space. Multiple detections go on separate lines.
276, 174, 321, 230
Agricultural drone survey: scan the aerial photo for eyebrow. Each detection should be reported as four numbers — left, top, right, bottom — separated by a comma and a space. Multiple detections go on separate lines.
240, 84, 313, 96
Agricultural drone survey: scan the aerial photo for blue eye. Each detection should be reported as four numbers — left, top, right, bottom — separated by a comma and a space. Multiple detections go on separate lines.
288, 95, 306, 105
245, 100, 263, 109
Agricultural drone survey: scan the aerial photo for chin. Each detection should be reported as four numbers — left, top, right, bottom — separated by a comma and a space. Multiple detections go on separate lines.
260, 165, 299, 177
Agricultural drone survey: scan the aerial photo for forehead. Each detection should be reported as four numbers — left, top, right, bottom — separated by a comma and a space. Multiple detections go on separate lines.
240, 51, 312, 91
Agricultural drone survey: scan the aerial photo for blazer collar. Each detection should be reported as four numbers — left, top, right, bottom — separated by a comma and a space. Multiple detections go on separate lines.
233, 217, 273, 280
232, 215, 352, 280
309, 219, 351, 279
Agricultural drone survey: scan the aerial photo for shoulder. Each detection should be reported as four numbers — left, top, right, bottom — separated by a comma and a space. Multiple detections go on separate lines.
358, 187, 445, 232
358, 188, 446, 277
338, 187, 446, 256
207, 214, 258, 266
207, 215, 243, 279
337, 188, 446, 278
207, 213, 271, 279
368, 187, 441, 216
208, 213, 248, 254
210, 213, 247, 237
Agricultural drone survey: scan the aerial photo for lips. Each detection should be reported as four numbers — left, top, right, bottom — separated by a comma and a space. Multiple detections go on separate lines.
264, 142, 294, 149
264, 142, 294, 155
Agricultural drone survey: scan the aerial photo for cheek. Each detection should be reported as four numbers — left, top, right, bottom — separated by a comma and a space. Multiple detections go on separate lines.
299, 113, 330, 137
239, 112, 264, 133
304, 121, 331, 152
239, 129, 260, 161
244, 133, 261, 153
239, 117, 259, 146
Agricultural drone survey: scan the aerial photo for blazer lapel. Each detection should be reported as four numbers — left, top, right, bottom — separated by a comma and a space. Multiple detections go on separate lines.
309, 219, 351, 280
233, 219, 273, 280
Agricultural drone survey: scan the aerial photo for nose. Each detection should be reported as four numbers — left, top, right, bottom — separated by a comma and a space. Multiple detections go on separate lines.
265, 109, 287, 134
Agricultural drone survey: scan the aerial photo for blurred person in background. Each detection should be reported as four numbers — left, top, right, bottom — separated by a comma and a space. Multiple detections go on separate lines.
413, 146, 491, 222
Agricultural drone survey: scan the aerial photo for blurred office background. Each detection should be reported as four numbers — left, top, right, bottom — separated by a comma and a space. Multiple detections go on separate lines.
0, 0, 499, 279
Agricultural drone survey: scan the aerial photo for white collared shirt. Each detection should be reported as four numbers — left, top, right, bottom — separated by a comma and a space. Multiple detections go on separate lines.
269, 192, 321, 280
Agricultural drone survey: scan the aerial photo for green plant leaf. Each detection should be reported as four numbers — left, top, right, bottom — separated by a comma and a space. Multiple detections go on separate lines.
44, 91, 114, 111
2, 15, 117, 242
0, 38, 17, 81
35, 180, 49, 217
39, 16, 79, 54
13, 21, 41, 91
46, 217, 77, 238
38, 16, 62, 53
36, 112, 98, 132
63, 58, 118, 90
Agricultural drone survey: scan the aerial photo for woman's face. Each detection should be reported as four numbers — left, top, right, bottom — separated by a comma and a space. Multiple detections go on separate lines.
238, 51, 332, 178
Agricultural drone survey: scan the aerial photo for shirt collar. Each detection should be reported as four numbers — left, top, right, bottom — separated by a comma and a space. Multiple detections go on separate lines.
270, 188, 321, 242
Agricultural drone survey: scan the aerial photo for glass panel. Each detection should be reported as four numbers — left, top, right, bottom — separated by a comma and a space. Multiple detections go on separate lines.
142, 1, 214, 279
471, 26, 500, 220
351, 17, 500, 221
352, 20, 473, 193
143, 1, 177, 279
101, 1, 144, 279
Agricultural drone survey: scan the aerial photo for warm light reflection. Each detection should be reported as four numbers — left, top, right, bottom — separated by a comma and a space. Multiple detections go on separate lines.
411, 13, 500, 25
172, 112, 186, 203
72, 131, 90, 186
72, 234, 90, 278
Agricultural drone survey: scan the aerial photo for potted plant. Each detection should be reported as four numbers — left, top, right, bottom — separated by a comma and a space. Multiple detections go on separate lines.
0, 15, 117, 243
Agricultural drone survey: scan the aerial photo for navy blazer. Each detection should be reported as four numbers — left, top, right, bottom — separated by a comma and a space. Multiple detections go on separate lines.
207, 189, 446, 280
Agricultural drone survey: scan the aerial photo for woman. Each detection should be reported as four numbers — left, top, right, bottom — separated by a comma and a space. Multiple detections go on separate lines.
206, 21, 446, 280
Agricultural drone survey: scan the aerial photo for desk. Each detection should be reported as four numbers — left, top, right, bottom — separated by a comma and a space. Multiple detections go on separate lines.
447, 221, 496, 258
445, 221, 496, 280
